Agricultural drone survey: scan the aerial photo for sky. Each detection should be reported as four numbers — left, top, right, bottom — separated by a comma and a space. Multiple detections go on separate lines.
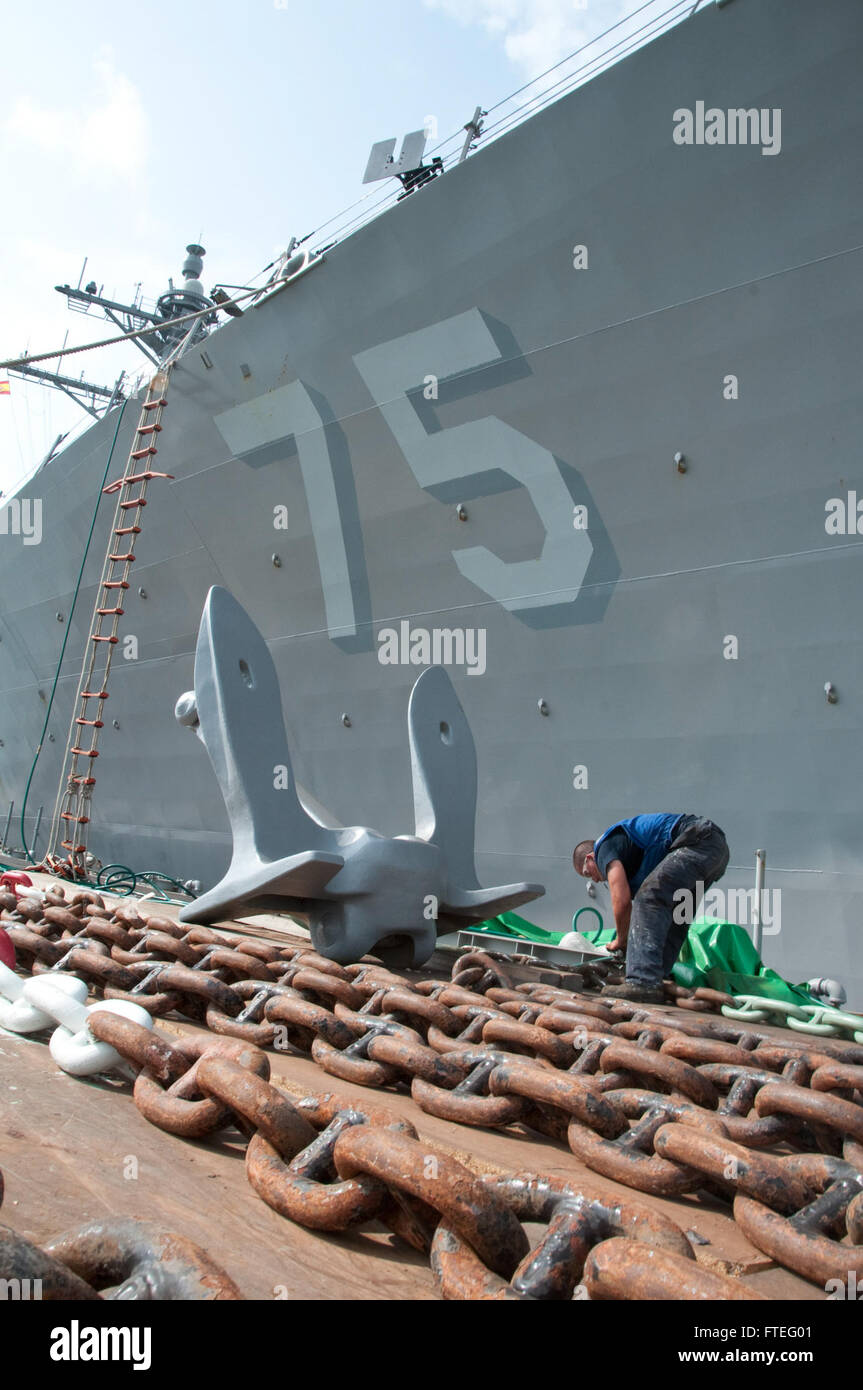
0, 0, 684, 495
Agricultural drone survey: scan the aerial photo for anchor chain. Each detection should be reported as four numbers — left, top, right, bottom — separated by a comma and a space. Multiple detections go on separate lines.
2, 884, 863, 1293
0, 1212, 243, 1300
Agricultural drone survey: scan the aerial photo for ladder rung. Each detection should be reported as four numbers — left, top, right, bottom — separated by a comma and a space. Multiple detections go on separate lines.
109, 553, 135, 562
142, 398, 168, 410
119, 497, 147, 509
103, 580, 129, 588
97, 606, 124, 616
61, 841, 87, 853
91, 635, 118, 644
70, 776, 96, 786
113, 529, 140, 537
60, 813, 90, 823
126, 470, 173, 485
81, 691, 109, 699
75, 718, 104, 727
137, 423, 162, 436
69, 748, 99, 758
130, 446, 158, 460
104, 469, 171, 494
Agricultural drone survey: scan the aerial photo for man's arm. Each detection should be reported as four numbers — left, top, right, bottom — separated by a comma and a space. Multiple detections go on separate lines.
605, 859, 632, 951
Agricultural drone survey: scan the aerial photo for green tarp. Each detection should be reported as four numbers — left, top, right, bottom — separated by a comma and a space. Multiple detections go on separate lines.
671, 918, 815, 1004
471, 911, 815, 1004
466, 910, 567, 945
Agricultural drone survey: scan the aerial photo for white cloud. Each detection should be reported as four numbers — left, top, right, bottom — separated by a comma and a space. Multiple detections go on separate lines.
424, 0, 638, 77
5, 47, 150, 183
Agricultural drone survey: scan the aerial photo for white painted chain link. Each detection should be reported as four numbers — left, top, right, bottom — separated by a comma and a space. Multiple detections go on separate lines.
0, 961, 154, 1076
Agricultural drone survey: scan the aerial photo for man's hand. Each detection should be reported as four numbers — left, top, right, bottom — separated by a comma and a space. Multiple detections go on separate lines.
605, 859, 632, 950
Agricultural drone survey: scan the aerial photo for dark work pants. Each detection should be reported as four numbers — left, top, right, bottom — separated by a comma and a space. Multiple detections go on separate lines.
625, 817, 730, 986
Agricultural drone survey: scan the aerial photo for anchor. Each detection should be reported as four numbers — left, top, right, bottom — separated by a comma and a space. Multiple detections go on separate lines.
175, 587, 544, 966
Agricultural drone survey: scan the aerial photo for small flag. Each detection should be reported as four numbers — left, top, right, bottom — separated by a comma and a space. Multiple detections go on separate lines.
0, 379, 9, 395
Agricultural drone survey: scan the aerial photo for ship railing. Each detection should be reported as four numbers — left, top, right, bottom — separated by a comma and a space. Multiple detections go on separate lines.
0, 801, 44, 860
295, 0, 709, 261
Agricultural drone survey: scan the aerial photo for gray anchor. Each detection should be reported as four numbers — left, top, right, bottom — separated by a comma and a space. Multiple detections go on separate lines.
174, 586, 544, 966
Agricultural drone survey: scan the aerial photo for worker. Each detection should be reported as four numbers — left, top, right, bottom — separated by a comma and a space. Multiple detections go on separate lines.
572, 813, 729, 1003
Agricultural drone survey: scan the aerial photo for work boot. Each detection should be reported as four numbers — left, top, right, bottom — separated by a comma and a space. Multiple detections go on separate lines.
601, 981, 666, 1005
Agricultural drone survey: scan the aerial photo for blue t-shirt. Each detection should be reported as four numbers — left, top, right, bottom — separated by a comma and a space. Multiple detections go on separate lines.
594, 813, 685, 894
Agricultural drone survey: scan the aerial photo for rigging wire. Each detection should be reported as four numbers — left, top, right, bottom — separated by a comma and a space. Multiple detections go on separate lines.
0, 282, 264, 372
483, 0, 663, 117
477, 0, 692, 146
2, 4, 697, 371
299, 177, 410, 247
302, 0, 695, 256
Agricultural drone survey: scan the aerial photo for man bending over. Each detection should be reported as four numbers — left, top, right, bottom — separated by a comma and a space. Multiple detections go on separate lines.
573, 813, 729, 1003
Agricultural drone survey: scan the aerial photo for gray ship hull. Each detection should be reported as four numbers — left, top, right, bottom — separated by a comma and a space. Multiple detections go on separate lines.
2, 0, 862, 996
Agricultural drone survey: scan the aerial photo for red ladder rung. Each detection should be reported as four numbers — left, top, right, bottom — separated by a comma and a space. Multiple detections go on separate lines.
137, 424, 162, 436
69, 748, 99, 758
113, 529, 140, 537
61, 842, 87, 853
80, 691, 109, 699
104, 469, 172, 494
70, 776, 96, 786
126, 470, 173, 485
142, 398, 167, 410
97, 606, 124, 616
103, 580, 129, 588
75, 718, 104, 727
91, 635, 118, 644
130, 446, 158, 460
119, 497, 147, 509
109, 553, 135, 562
60, 813, 90, 823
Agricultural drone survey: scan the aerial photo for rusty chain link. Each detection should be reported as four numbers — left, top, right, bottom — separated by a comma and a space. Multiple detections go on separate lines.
3, 886, 863, 1294
0, 1210, 243, 1299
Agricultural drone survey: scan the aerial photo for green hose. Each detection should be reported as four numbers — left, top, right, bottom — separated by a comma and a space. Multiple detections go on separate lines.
0, 856, 191, 904
97, 864, 191, 902
573, 905, 605, 943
